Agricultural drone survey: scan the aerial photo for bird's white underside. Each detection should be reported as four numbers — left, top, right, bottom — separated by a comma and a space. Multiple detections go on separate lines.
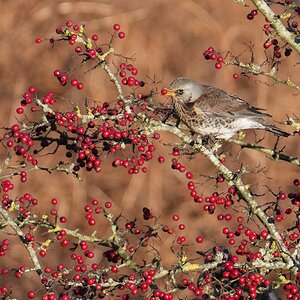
199, 118, 265, 139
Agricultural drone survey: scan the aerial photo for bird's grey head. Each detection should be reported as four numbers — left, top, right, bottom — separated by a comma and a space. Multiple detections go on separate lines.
166, 77, 203, 103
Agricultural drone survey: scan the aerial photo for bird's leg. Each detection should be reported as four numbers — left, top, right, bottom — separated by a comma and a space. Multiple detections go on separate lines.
195, 134, 214, 147
175, 116, 181, 128
195, 134, 203, 145
189, 132, 197, 146
200, 135, 222, 153
208, 136, 222, 153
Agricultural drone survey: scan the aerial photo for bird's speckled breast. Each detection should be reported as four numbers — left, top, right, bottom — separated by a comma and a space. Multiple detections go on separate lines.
173, 100, 205, 131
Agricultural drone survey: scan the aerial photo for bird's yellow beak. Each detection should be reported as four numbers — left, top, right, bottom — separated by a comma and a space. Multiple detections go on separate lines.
165, 88, 176, 97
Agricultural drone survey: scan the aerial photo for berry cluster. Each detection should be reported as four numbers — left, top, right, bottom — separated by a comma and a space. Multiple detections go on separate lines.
202, 47, 239, 79
0, 239, 9, 257
203, 47, 224, 69
118, 62, 145, 87
246, 9, 258, 21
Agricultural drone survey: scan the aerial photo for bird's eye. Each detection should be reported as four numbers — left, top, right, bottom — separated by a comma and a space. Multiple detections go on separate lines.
177, 89, 184, 95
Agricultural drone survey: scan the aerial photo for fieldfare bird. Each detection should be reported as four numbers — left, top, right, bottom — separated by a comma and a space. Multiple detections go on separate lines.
165, 77, 289, 140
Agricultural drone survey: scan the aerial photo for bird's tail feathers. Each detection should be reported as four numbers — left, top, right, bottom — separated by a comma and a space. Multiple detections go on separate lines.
263, 124, 290, 137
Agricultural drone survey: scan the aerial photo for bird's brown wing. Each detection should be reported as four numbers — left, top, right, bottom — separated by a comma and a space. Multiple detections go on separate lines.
192, 86, 271, 118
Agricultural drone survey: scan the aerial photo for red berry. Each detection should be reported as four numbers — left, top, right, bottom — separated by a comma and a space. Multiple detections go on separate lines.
210, 53, 217, 60
179, 224, 185, 230
251, 9, 258, 16
113, 24, 121, 31
261, 230, 269, 239
158, 156, 165, 163
161, 89, 167, 95
7, 140, 13, 147
131, 68, 138, 75
247, 13, 254, 20
105, 201, 112, 208
186, 172, 193, 179
53, 70, 61, 77
77, 82, 84, 90
233, 73, 239, 79
16, 107, 24, 114
51, 198, 58, 205
28, 87, 36, 93
60, 75, 68, 82
215, 62, 222, 69
119, 71, 126, 77
263, 41, 272, 49
111, 265, 118, 273
75, 46, 82, 53
35, 38, 42, 44
88, 219, 96, 226
118, 32, 126, 39
27, 291, 35, 299
172, 214, 179, 221
71, 79, 78, 86
59, 216, 67, 223
66, 20, 73, 27
39, 249, 47, 257
120, 63, 126, 69
279, 192, 286, 200
196, 236, 203, 243
217, 56, 223, 62
60, 239, 69, 247
92, 34, 99, 41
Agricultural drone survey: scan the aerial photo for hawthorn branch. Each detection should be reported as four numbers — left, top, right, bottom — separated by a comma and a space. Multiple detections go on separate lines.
100, 60, 133, 115
224, 61, 300, 91
34, 216, 140, 271
229, 138, 300, 166
100, 60, 125, 103
0, 208, 43, 277
0, 163, 77, 180
251, 0, 300, 56
154, 258, 292, 281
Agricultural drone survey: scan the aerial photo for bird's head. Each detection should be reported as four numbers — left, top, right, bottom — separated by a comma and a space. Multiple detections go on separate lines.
165, 77, 203, 104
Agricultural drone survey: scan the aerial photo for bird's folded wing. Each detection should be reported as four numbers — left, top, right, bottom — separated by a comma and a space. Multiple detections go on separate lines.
193, 86, 271, 118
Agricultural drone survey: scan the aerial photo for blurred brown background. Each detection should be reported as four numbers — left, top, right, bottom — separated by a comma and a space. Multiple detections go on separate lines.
0, 0, 299, 298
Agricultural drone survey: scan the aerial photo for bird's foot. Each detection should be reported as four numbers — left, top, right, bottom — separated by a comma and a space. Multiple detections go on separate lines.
195, 134, 222, 153
201, 135, 210, 145
211, 141, 222, 153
